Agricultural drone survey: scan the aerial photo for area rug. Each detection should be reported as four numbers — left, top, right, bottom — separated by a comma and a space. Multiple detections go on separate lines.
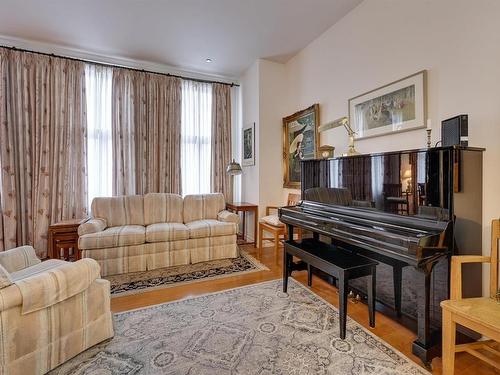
51, 279, 429, 375
107, 250, 268, 297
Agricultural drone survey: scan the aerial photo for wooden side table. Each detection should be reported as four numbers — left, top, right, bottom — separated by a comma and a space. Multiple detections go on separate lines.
226, 202, 258, 246
48, 218, 88, 261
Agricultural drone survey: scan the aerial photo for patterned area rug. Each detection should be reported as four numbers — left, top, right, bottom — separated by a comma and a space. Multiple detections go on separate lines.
51, 279, 429, 375
107, 250, 268, 297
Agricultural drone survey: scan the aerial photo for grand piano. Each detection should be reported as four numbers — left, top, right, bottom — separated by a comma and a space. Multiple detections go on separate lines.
278, 146, 484, 364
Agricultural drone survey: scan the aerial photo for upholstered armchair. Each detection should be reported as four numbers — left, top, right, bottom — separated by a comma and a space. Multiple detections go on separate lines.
0, 245, 114, 375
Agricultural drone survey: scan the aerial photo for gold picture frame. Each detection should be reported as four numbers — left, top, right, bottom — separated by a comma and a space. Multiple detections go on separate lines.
282, 104, 320, 188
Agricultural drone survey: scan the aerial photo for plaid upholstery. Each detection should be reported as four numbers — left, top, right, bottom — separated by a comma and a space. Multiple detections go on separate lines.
82, 193, 238, 276
190, 235, 238, 264
91, 195, 145, 227
0, 264, 13, 289
0, 246, 41, 273
186, 220, 238, 238
183, 193, 226, 223
15, 258, 101, 314
0, 247, 113, 374
144, 193, 184, 225
78, 218, 107, 236
146, 223, 189, 242
79, 225, 146, 250
10, 259, 66, 281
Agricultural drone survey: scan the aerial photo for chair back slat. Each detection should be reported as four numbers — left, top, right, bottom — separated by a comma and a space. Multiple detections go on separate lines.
287, 193, 301, 206
491, 219, 500, 298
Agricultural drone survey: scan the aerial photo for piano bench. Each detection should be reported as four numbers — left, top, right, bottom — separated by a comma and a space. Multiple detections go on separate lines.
283, 238, 378, 339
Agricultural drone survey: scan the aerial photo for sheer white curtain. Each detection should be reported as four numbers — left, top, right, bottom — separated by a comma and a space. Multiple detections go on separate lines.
181, 80, 212, 195
85, 65, 113, 209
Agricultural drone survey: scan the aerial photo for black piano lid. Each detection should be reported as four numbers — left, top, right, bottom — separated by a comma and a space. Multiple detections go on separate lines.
300, 145, 485, 162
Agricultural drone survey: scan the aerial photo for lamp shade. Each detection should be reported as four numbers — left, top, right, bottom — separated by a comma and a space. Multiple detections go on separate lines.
226, 159, 242, 176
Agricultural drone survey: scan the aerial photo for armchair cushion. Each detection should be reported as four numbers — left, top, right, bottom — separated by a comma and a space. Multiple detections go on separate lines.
0, 245, 41, 273
14, 258, 101, 314
260, 214, 283, 227
217, 210, 240, 224
78, 218, 107, 236
0, 264, 13, 289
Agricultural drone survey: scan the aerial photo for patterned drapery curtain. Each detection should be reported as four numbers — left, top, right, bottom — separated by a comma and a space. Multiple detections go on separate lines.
211, 83, 232, 201
112, 69, 182, 195
0, 48, 88, 256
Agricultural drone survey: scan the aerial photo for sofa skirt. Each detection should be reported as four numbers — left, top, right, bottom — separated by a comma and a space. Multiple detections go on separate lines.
81, 235, 238, 276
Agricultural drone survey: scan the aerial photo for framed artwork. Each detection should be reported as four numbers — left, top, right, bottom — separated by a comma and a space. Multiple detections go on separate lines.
282, 104, 320, 188
242, 122, 255, 166
349, 70, 427, 140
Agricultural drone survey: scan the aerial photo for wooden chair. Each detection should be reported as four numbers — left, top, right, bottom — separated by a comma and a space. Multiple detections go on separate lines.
441, 219, 500, 374
258, 193, 301, 253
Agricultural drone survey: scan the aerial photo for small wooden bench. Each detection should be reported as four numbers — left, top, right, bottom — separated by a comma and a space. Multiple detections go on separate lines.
283, 238, 378, 339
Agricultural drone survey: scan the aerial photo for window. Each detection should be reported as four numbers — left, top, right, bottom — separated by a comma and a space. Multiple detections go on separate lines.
85, 65, 113, 209
181, 80, 212, 195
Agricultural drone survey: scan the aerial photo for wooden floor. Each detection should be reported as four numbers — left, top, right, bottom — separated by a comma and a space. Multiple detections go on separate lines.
111, 244, 499, 375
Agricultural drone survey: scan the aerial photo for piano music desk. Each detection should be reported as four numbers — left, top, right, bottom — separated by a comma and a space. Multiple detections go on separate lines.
284, 238, 378, 339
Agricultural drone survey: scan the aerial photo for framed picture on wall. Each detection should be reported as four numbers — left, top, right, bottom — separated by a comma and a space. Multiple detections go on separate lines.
242, 122, 255, 166
282, 104, 320, 188
349, 70, 427, 140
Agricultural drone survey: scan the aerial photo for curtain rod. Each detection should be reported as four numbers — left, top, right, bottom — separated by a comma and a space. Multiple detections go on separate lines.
0, 44, 240, 87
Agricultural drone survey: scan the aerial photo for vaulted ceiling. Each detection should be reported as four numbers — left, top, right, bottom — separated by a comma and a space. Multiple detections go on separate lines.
0, 0, 362, 78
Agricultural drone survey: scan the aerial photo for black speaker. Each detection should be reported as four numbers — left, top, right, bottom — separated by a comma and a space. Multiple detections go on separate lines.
441, 114, 468, 147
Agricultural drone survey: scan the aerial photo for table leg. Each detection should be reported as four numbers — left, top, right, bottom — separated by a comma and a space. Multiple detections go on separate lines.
242, 210, 246, 242
254, 207, 258, 246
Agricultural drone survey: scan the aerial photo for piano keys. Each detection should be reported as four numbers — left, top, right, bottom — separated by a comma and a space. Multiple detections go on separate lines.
278, 145, 484, 364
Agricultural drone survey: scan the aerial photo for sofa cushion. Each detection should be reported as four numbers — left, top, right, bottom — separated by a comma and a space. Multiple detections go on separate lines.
144, 193, 184, 225
91, 195, 145, 227
79, 225, 145, 250
186, 220, 237, 239
183, 193, 225, 223
146, 223, 189, 243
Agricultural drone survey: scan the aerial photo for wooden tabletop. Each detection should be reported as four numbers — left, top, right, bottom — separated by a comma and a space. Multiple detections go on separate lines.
226, 202, 258, 209
50, 217, 89, 227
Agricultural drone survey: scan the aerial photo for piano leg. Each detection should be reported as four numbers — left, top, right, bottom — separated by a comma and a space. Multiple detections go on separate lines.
368, 267, 376, 328
283, 249, 291, 293
307, 264, 313, 287
338, 273, 348, 339
412, 269, 439, 366
393, 265, 403, 317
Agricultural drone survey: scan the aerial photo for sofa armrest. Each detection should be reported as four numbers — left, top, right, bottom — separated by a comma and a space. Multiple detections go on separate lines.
217, 210, 240, 224
0, 245, 41, 273
14, 258, 101, 314
78, 218, 107, 236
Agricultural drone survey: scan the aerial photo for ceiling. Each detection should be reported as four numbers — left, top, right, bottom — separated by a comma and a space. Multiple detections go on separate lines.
0, 0, 362, 78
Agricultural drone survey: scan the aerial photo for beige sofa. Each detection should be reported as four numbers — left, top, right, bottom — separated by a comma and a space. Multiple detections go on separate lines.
78, 193, 239, 276
0, 245, 113, 375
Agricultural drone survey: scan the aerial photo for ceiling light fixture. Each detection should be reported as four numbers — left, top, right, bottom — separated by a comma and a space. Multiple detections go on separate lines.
205, 58, 212, 63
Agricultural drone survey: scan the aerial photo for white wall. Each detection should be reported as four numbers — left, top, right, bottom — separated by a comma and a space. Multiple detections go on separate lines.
239, 59, 287, 241
241, 0, 500, 293
240, 61, 260, 240
258, 60, 287, 222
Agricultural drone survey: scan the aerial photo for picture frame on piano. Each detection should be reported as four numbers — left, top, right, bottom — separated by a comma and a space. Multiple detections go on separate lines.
282, 104, 320, 188
349, 70, 427, 140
